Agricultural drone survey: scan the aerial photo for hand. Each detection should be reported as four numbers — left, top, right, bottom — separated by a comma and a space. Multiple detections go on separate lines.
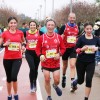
81, 45, 88, 51
21, 46, 26, 53
40, 55, 46, 62
54, 53, 60, 60
92, 46, 98, 52
3, 39, 10, 46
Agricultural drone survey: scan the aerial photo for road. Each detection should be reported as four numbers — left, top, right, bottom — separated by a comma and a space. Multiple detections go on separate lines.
0, 50, 100, 100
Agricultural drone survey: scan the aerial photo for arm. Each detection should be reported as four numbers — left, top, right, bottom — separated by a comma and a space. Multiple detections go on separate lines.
36, 36, 42, 57
58, 25, 65, 35
58, 35, 66, 55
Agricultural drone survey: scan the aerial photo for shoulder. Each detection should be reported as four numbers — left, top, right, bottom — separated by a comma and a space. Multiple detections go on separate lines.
61, 25, 66, 29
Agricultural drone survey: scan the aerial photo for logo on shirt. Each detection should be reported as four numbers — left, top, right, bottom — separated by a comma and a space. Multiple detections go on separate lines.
45, 40, 47, 43
54, 39, 57, 43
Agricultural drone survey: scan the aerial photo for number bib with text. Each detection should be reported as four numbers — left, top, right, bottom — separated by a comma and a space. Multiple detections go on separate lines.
29, 41, 37, 48
8, 42, 20, 51
46, 49, 57, 58
85, 45, 95, 54
67, 36, 76, 43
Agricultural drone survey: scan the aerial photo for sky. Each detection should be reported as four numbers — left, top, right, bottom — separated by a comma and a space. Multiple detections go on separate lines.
0, 0, 95, 19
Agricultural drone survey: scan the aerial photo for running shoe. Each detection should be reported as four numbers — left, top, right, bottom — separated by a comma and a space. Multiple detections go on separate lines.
52, 84, 62, 96
30, 82, 37, 93
8, 95, 12, 100
47, 96, 52, 100
14, 95, 19, 100
62, 76, 66, 88
70, 79, 78, 92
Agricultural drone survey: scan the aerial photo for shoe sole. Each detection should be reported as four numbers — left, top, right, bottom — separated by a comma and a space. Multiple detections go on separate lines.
70, 87, 77, 92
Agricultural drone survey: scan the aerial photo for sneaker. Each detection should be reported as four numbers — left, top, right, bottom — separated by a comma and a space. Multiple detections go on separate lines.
47, 96, 52, 100
52, 84, 62, 96
70, 79, 78, 92
62, 76, 66, 88
14, 95, 19, 100
8, 96, 12, 100
30, 82, 37, 93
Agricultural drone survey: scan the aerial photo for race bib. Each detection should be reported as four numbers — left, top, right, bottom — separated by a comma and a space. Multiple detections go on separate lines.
85, 45, 95, 54
46, 49, 57, 58
8, 42, 20, 51
29, 41, 37, 48
67, 36, 76, 43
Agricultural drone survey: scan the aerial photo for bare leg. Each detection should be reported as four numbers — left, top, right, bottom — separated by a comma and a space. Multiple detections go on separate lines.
7, 82, 12, 96
85, 87, 91, 98
43, 70, 51, 96
13, 81, 18, 95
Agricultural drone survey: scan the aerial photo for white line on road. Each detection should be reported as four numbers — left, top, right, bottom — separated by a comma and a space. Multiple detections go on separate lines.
0, 86, 3, 91
37, 79, 43, 100
0, 48, 4, 53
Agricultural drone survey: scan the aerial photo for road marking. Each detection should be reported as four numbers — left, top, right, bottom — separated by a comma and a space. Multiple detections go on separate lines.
37, 79, 43, 100
0, 48, 4, 53
0, 86, 3, 91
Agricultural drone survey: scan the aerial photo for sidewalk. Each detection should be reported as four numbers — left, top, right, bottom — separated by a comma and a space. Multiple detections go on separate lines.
95, 64, 100, 77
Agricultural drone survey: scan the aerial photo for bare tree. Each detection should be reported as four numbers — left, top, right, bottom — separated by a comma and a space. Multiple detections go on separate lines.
54, 2, 100, 26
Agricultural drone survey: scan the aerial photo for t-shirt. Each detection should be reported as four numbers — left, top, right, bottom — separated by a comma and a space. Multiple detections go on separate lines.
1, 30, 24, 59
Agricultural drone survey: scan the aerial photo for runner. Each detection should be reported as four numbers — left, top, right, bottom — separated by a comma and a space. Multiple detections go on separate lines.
36, 19, 65, 100
0, 16, 25, 100
74, 22, 100, 100
25, 21, 40, 93
59, 12, 78, 92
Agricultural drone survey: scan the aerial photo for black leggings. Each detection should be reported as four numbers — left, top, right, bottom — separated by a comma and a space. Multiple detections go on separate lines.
25, 50, 40, 83
76, 59, 95, 88
3, 59, 22, 83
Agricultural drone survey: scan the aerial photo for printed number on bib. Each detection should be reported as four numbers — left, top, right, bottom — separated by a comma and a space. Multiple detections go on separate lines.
67, 36, 76, 43
46, 49, 57, 58
29, 41, 37, 48
8, 42, 20, 51
85, 45, 95, 54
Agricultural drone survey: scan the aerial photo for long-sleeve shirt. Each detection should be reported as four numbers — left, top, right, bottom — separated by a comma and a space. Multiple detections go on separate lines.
36, 33, 65, 68
75, 34, 100, 62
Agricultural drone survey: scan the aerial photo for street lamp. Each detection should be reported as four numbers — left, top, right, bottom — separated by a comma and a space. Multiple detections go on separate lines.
70, 0, 73, 13
52, 0, 54, 18
35, 12, 37, 20
37, 9, 39, 21
44, 0, 46, 19
40, 5, 42, 21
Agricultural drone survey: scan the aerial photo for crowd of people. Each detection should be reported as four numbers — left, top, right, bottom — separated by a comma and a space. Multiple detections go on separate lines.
0, 12, 100, 100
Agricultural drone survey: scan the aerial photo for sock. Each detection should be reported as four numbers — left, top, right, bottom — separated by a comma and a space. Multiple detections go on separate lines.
8, 95, 12, 97
48, 96, 51, 98
53, 84, 57, 88
71, 78, 74, 81
14, 94, 18, 96
63, 74, 65, 76
84, 97, 88, 100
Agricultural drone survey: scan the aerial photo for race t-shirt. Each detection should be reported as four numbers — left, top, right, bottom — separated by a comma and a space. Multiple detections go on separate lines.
1, 30, 24, 59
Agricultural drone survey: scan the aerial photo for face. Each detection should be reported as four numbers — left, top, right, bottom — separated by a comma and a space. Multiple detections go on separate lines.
84, 25, 93, 36
46, 21, 55, 33
8, 19, 17, 30
68, 13, 76, 23
29, 22, 37, 31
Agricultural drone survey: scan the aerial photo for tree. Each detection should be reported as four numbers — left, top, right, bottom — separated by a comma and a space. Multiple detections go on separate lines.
54, 2, 100, 26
